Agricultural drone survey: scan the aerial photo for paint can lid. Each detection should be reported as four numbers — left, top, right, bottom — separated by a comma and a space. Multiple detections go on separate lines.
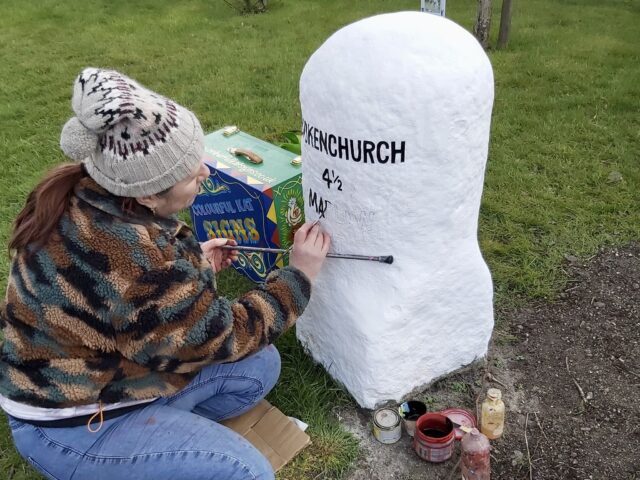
374, 408, 400, 428
440, 408, 477, 441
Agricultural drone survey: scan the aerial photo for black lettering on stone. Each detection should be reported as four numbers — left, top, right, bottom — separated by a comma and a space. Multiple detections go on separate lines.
363, 141, 375, 163
350, 140, 362, 162
377, 141, 389, 164
306, 124, 313, 145
308, 188, 331, 218
300, 118, 406, 165
391, 141, 406, 163
319, 129, 328, 154
328, 134, 337, 157
338, 137, 349, 161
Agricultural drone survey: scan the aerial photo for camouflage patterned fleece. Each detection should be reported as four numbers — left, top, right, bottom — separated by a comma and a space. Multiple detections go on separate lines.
0, 177, 310, 408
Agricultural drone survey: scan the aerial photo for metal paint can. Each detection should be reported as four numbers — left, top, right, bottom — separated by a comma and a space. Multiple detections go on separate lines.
372, 408, 402, 444
398, 400, 428, 437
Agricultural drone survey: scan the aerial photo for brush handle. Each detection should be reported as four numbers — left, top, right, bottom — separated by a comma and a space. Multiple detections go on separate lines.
219, 245, 393, 264
220, 245, 286, 254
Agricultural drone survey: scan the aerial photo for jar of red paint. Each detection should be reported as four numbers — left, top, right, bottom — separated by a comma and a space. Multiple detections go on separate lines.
413, 413, 455, 463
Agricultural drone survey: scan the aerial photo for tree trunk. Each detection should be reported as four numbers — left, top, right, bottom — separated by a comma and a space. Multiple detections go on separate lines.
497, 0, 513, 49
474, 0, 493, 50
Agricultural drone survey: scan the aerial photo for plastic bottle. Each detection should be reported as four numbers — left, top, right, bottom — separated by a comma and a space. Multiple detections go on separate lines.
480, 388, 505, 440
461, 428, 491, 480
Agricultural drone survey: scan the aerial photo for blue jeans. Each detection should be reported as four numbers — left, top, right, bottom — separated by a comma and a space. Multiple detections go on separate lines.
7, 345, 281, 480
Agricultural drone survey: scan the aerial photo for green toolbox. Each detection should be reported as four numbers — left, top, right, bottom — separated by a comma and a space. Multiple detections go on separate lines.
190, 127, 304, 282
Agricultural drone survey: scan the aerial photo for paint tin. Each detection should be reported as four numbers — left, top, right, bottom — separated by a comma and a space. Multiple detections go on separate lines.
372, 408, 402, 444
413, 413, 455, 463
398, 400, 427, 437
440, 408, 477, 441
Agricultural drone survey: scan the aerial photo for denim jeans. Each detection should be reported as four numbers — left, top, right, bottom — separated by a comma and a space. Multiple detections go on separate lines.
7, 345, 281, 480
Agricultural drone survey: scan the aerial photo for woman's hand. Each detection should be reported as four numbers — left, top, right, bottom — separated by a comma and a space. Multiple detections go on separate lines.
289, 222, 331, 282
201, 238, 238, 273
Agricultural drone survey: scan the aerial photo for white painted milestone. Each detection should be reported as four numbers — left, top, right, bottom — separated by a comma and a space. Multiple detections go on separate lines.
296, 11, 495, 408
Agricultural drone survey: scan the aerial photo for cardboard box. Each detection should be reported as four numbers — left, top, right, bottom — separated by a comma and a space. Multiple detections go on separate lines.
222, 400, 311, 472
191, 128, 305, 282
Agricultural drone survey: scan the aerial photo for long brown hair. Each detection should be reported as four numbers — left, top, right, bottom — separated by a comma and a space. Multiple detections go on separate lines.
9, 163, 172, 254
9, 163, 87, 253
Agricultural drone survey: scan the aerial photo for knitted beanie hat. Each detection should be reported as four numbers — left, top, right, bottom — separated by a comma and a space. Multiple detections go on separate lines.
60, 67, 204, 197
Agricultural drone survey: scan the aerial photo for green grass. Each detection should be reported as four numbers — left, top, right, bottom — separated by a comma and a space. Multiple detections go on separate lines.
484, 0, 640, 303
1, 0, 639, 478
449, 381, 470, 394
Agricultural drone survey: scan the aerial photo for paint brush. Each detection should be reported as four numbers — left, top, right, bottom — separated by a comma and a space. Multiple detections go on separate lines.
308, 218, 321, 229
220, 244, 393, 264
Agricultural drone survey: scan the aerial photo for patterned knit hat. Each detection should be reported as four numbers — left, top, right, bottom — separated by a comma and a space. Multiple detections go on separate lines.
60, 67, 204, 197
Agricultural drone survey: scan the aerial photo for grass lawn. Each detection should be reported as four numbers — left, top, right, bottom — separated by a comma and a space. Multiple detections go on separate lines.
0, 0, 638, 478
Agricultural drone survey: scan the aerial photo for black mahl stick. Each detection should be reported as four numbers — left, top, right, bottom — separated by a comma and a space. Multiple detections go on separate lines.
220, 245, 393, 264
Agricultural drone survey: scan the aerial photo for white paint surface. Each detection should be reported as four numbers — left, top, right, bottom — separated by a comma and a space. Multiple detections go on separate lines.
297, 12, 494, 408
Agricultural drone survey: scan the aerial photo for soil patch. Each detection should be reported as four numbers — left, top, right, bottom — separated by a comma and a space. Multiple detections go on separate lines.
492, 242, 639, 479
343, 243, 639, 479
